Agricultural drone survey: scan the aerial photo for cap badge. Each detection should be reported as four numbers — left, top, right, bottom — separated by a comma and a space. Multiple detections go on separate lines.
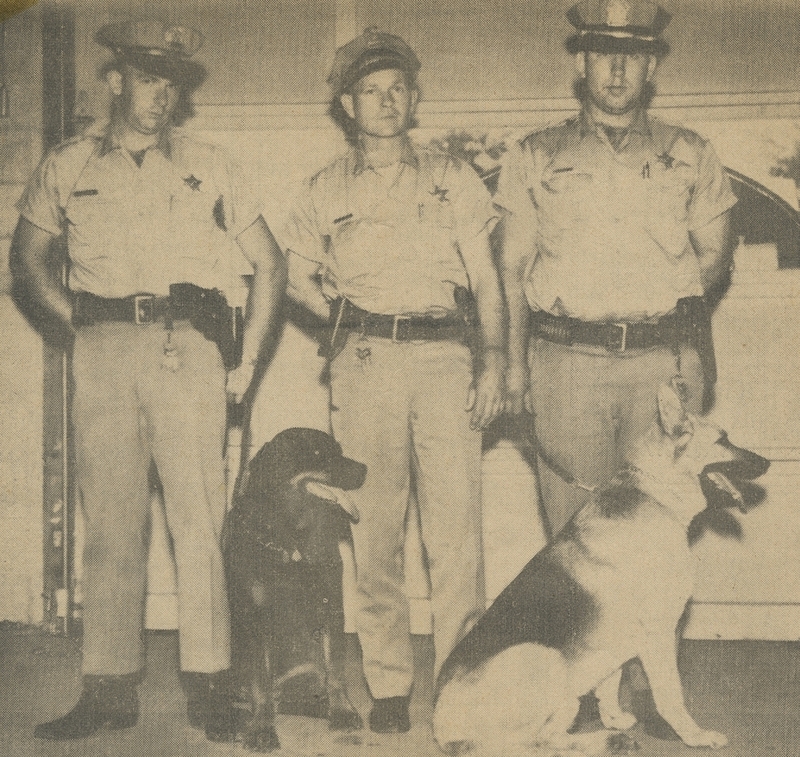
606, 0, 632, 27
183, 175, 202, 191
363, 26, 382, 46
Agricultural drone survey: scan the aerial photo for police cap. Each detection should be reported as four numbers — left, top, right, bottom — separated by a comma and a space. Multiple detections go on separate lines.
565, 0, 671, 56
96, 20, 206, 88
328, 27, 421, 98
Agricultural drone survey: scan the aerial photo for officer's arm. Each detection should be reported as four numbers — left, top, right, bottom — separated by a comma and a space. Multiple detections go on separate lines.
689, 208, 735, 293
461, 226, 506, 430
232, 215, 287, 379
499, 209, 537, 414
10, 217, 74, 333
286, 252, 329, 320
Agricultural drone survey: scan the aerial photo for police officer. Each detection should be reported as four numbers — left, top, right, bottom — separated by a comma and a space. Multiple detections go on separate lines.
499, 0, 737, 539
284, 29, 505, 732
12, 20, 286, 741
497, 1, 737, 729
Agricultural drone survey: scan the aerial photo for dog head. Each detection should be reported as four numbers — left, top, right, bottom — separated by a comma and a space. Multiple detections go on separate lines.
237, 428, 367, 564
633, 383, 769, 528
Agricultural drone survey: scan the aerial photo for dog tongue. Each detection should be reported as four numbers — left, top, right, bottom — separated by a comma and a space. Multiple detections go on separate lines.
304, 480, 361, 522
705, 471, 744, 510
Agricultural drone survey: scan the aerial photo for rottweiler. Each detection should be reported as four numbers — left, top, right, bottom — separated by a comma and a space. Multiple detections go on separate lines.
224, 427, 367, 751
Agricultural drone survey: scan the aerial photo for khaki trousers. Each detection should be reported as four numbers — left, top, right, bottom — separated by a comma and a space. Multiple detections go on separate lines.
72, 321, 230, 675
330, 335, 485, 698
528, 338, 704, 538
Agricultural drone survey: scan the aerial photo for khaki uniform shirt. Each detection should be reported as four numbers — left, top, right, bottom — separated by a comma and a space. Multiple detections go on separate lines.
284, 140, 498, 315
17, 125, 261, 299
494, 111, 737, 322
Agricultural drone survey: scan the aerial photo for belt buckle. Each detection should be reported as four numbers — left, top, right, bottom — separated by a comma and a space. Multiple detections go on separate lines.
134, 294, 155, 324
392, 315, 411, 342
608, 322, 628, 352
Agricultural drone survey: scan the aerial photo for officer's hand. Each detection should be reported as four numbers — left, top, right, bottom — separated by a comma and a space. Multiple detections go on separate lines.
226, 361, 256, 404
505, 361, 531, 415
465, 348, 506, 431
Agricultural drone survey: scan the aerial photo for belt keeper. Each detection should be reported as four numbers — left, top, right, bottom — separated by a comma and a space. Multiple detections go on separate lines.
609, 322, 627, 352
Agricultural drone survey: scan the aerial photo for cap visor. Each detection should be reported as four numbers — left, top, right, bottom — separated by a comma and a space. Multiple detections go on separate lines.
330, 456, 368, 490
566, 33, 668, 56
120, 50, 207, 88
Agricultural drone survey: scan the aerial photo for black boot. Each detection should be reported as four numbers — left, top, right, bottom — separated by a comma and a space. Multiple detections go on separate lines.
34, 674, 139, 740
182, 672, 206, 730
193, 671, 236, 742
369, 696, 410, 733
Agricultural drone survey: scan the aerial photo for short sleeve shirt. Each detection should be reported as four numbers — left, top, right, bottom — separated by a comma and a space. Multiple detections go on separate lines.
283, 141, 498, 315
17, 126, 263, 298
494, 112, 737, 321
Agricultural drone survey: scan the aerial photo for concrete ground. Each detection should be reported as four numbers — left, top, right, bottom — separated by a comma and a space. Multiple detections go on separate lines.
1, 622, 799, 757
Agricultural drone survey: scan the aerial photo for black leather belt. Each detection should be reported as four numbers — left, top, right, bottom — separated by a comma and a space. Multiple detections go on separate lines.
531, 309, 679, 352
73, 291, 194, 326
335, 299, 465, 342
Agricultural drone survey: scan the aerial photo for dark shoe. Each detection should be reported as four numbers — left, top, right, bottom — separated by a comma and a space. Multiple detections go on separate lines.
369, 696, 410, 733
34, 675, 139, 740
202, 671, 237, 743
182, 672, 206, 730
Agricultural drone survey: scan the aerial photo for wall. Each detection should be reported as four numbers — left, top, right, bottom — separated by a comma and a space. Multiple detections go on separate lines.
0, 6, 44, 624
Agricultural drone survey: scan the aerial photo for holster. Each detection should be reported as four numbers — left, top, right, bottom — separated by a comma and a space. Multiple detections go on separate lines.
318, 298, 349, 362
675, 295, 717, 385
170, 283, 243, 370
454, 284, 481, 360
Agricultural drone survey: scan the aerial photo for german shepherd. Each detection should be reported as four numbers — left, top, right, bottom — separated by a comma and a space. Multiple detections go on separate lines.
433, 383, 769, 756
224, 428, 367, 752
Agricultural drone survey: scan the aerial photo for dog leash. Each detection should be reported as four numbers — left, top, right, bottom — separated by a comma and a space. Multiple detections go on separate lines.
510, 412, 597, 493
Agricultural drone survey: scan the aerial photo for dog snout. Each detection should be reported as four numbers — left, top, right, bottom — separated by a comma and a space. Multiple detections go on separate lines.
715, 438, 770, 480
304, 480, 360, 522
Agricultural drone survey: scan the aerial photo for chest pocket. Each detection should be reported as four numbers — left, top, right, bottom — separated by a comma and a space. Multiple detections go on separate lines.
645, 163, 694, 255
65, 189, 125, 254
416, 194, 455, 232
169, 181, 225, 259
649, 164, 693, 219
538, 166, 597, 232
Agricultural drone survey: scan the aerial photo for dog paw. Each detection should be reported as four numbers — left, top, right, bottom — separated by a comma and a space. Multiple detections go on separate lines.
679, 728, 728, 749
243, 726, 281, 752
329, 707, 363, 731
600, 710, 637, 731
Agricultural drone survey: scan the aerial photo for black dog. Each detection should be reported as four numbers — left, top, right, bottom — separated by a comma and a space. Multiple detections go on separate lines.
224, 427, 367, 751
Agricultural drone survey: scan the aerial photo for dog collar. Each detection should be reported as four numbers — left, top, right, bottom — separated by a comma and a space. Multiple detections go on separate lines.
255, 535, 303, 563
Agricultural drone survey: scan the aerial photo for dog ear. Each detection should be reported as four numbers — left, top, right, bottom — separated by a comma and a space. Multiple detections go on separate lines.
657, 383, 689, 439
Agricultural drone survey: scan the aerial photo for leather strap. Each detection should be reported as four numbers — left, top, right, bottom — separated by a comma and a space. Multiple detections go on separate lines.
531, 309, 679, 352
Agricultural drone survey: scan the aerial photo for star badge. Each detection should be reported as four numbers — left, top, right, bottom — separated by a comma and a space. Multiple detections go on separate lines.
656, 153, 675, 169
431, 185, 449, 203
183, 175, 202, 191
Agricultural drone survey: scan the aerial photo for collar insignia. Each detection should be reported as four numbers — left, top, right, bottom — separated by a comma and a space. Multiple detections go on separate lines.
183, 175, 202, 191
